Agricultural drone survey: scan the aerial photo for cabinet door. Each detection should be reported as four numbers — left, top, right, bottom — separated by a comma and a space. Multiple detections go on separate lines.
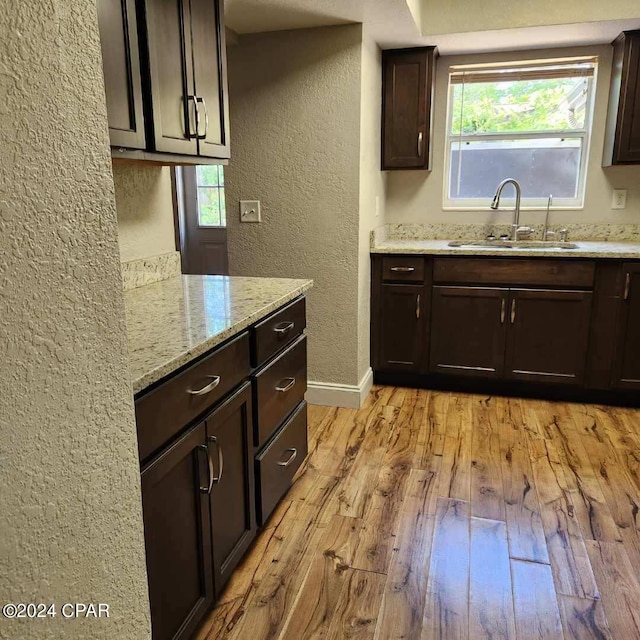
505, 289, 592, 385
206, 382, 256, 594
97, 0, 146, 149
141, 422, 214, 640
382, 47, 435, 170
144, 0, 198, 154
378, 283, 427, 372
190, 0, 230, 158
612, 264, 640, 389
429, 286, 508, 378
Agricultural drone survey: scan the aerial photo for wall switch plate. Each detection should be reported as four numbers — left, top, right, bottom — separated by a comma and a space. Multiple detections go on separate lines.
612, 189, 628, 210
240, 200, 261, 222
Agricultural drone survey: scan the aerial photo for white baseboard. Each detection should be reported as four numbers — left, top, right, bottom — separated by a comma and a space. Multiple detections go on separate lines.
305, 368, 374, 409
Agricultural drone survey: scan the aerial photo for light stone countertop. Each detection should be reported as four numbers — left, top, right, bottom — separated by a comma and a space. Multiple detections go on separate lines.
125, 275, 313, 395
371, 239, 640, 259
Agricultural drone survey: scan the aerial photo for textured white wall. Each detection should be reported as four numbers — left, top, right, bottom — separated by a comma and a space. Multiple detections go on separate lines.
357, 30, 386, 381
386, 45, 640, 227
114, 165, 177, 261
225, 25, 364, 386
422, 0, 640, 35
0, 3, 151, 639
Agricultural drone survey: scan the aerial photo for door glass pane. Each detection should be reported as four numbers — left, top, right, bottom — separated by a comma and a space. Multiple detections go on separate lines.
196, 166, 226, 227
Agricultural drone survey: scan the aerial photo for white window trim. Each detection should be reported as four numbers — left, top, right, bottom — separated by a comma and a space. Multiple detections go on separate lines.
442, 59, 598, 211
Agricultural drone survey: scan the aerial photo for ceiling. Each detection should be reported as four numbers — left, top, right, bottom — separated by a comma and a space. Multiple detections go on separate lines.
225, 0, 640, 54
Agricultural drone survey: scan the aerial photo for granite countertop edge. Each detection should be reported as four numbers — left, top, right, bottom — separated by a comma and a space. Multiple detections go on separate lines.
130, 277, 313, 395
371, 239, 640, 259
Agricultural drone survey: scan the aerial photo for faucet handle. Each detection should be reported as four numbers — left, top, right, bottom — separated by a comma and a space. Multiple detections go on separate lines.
515, 226, 534, 241
559, 229, 569, 242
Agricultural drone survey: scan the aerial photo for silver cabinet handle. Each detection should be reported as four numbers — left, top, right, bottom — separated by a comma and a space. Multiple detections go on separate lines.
195, 96, 209, 140
198, 445, 214, 494
276, 377, 295, 393
187, 95, 200, 140
390, 266, 415, 273
208, 435, 223, 484
277, 448, 298, 467
274, 321, 295, 335
416, 294, 421, 319
500, 297, 506, 324
418, 131, 423, 156
624, 272, 631, 300
510, 299, 516, 324
188, 375, 221, 396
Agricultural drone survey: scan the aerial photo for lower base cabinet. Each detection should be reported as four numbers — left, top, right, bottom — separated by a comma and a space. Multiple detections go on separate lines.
141, 423, 214, 640
612, 263, 640, 389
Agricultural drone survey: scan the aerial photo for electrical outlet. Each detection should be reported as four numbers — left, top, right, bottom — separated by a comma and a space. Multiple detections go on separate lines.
612, 189, 628, 210
240, 200, 261, 223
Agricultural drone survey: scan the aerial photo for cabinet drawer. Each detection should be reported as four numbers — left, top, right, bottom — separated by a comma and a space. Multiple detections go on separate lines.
136, 332, 250, 463
254, 335, 307, 447
382, 256, 425, 282
433, 257, 595, 288
256, 401, 308, 525
252, 297, 306, 367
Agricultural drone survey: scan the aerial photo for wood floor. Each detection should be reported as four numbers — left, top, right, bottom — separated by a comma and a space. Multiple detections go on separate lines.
197, 386, 640, 640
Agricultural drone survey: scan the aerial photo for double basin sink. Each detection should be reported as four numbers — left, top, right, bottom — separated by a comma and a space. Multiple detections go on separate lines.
447, 239, 579, 250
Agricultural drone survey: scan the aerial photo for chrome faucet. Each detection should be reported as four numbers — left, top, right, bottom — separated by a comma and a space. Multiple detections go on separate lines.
490, 178, 532, 241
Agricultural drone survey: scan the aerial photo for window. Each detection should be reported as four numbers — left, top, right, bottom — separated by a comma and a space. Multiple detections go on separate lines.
444, 57, 597, 210
196, 165, 226, 227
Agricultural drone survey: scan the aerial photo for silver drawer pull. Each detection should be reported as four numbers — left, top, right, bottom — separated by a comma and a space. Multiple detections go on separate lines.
277, 448, 298, 467
208, 435, 223, 484
275, 377, 295, 393
198, 445, 214, 494
390, 266, 415, 273
188, 375, 221, 396
274, 321, 295, 335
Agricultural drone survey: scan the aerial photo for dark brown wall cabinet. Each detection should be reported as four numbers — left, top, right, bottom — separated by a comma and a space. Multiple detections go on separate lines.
612, 264, 640, 389
382, 47, 436, 170
97, 0, 229, 161
604, 30, 640, 165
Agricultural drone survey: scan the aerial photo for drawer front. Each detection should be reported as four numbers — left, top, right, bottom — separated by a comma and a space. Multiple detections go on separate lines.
433, 257, 595, 288
136, 332, 251, 463
256, 401, 308, 525
382, 256, 425, 282
254, 335, 307, 447
252, 297, 306, 367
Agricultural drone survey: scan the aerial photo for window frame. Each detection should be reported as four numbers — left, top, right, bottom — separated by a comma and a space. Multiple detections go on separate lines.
442, 58, 598, 211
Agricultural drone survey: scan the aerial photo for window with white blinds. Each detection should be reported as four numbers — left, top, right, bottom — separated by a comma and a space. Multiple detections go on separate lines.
444, 57, 598, 209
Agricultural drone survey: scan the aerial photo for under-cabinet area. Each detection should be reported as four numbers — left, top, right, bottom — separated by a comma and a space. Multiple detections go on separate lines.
372, 253, 640, 400
126, 276, 311, 640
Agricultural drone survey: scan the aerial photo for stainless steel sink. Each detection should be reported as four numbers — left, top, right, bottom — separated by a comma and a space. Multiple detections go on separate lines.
447, 240, 579, 250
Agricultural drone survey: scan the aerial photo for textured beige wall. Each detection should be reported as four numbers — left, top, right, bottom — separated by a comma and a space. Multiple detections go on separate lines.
422, 0, 640, 35
386, 45, 640, 227
225, 25, 364, 386
114, 165, 177, 262
357, 30, 386, 381
0, 3, 151, 639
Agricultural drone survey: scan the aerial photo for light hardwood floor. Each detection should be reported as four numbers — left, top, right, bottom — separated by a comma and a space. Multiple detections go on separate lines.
197, 386, 640, 640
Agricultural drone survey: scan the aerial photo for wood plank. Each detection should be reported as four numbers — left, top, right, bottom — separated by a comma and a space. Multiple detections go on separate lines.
417, 390, 449, 459
469, 517, 516, 640
438, 394, 472, 502
512, 559, 564, 640
350, 463, 411, 573
279, 515, 361, 640
326, 569, 386, 640
586, 541, 640, 640
471, 395, 506, 521
422, 498, 470, 640
374, 470, 437, 640
497, 397, 549, 563
558, 595, 614, 640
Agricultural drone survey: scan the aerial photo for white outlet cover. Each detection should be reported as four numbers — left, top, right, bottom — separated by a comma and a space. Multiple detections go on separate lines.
612, 189, 628, 210
240, 200, 261, 222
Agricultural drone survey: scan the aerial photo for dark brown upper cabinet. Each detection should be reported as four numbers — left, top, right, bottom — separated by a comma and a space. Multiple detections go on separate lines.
612, 263, 640, 389
97, 0, 147, 149
382, 47, 436, 170
603, 30, 640, 165
97, 0, 230, 162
